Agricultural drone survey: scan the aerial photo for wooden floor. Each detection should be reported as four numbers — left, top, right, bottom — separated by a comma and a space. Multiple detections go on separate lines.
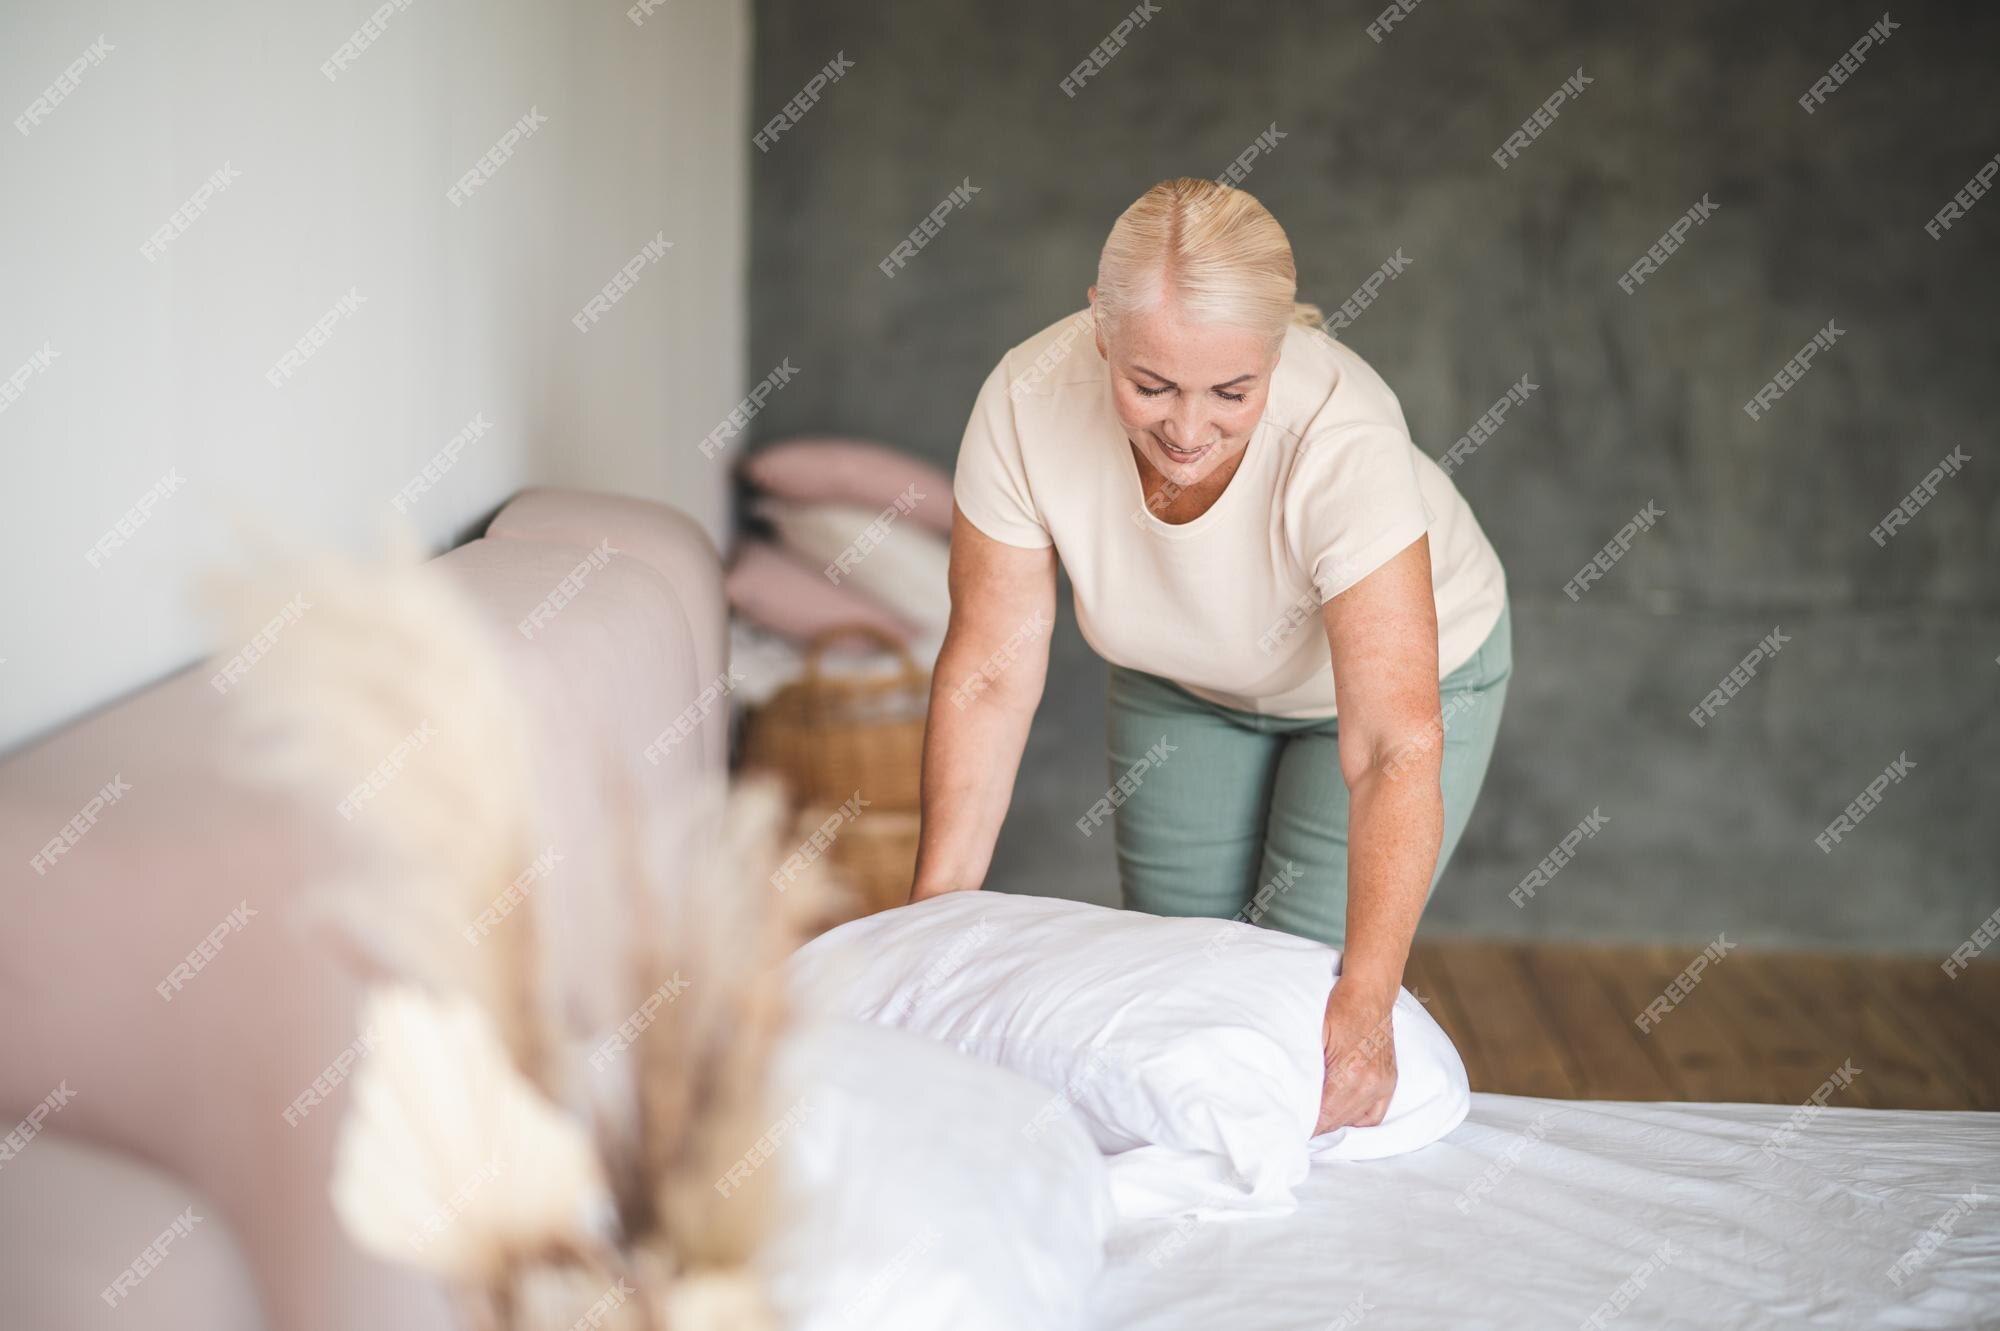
1404, 939, 2000, 1110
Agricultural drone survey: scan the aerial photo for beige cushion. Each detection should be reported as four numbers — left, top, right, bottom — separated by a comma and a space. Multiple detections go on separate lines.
754, 498, 952, 634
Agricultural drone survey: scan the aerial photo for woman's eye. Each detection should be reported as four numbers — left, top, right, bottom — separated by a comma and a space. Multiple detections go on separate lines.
1135, 384, 1171, 397
1216, 390, 1246, 403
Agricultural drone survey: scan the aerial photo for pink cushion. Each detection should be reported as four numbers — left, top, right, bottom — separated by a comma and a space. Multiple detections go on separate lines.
726, 540, 917, 649
744, 438, 954, 534
485, 486, 729, 770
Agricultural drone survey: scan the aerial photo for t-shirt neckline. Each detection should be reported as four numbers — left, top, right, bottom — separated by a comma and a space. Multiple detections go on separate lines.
1108, 372, 1266, 541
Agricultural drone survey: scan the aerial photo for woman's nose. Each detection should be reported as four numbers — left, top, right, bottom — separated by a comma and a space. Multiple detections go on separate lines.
1163, 397, 1204, 445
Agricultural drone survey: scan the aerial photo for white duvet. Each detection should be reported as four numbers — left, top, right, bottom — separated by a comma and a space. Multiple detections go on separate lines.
787, 892, 2000, 1328
1089, 1093, 2000, 1331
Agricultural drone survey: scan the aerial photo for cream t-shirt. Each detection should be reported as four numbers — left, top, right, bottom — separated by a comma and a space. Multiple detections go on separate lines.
951, 310, 1507, 718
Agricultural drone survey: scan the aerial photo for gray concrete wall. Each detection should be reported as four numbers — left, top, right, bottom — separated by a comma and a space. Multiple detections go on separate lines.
746, 0, 1999, 951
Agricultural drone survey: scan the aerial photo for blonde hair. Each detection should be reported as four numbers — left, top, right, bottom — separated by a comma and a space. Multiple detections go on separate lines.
1094, 178, 1323, 345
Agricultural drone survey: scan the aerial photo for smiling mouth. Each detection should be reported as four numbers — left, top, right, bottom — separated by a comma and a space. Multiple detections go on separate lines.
1157, 437, 1211, 463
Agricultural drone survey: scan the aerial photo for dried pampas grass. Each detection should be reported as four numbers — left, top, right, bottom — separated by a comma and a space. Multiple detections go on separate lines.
207, 528, 555, 1091
631, 777, 800, 1273
211, 532, 834, 1330
330, 986, 613, 1283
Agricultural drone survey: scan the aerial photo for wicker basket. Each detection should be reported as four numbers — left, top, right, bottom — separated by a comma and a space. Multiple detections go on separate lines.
740, 624, 929, 915
739, 623, 929, 809
822, 807, 922, 919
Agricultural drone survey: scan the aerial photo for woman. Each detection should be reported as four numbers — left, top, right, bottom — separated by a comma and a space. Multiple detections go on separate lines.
909, 178, 1510, 1136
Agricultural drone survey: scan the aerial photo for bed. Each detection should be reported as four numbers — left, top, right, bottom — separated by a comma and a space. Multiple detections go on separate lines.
1088, 1092, 2000, 1330
13, 482, 1990, 1330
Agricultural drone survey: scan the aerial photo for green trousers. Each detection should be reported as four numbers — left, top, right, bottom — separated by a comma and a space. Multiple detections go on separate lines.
1102, 600, 1511, 949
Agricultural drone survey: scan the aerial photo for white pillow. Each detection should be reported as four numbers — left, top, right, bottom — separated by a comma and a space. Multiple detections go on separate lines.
754, 497, 951, 634
788, 893, 1471, 1217
761, 1018, 1113, 1331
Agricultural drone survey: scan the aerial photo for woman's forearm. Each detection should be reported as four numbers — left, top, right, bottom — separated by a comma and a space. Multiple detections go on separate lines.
1337, 753, 1444, 1007
909, 630, 1043, 896
1317, 538, 1446, 1008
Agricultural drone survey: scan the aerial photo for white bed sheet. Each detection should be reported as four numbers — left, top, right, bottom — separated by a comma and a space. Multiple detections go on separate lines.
1088, 1093, 2000, 1330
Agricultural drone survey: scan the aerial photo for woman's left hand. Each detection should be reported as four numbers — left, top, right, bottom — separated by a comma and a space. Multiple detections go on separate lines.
1316, 982, 1398, 1135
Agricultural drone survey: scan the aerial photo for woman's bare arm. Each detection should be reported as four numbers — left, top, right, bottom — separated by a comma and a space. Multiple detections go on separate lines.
908, 505, 1058, 900
1323, 533, 1445, 1007
1314, 534, 1443, 1132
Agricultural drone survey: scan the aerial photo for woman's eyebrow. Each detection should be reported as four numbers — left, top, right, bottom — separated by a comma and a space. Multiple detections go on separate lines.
1130, 365, 1258, 389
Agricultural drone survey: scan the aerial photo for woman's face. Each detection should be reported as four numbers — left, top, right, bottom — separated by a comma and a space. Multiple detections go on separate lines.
1092, 290, 1281, 487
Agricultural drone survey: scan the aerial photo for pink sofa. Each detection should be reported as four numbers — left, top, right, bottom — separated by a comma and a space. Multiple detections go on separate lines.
0, 490, 728, 1331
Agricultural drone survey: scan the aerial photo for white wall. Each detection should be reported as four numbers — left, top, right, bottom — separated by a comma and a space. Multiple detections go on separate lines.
0, 0, 748, 754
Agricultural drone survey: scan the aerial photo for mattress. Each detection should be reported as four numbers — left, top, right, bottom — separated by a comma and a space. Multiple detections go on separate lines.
1088, 1093, 2000, 1330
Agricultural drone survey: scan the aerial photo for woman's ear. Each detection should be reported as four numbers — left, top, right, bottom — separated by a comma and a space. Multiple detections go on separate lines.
1087, 288, 1107, 361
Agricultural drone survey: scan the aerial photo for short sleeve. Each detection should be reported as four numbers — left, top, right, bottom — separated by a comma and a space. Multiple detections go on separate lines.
1285, 422, 1435, 603
952, 360, 1054, 549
